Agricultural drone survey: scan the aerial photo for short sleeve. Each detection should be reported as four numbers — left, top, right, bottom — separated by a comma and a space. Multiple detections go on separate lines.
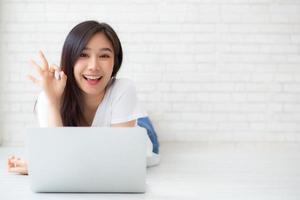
110, 80, 147, 124
35, 91, 49, 127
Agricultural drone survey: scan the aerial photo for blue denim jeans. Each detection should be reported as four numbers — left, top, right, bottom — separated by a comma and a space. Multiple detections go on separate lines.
137, 117, 159, 154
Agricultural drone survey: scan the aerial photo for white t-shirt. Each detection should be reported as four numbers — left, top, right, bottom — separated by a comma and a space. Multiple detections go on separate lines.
35, 78, 159, 166
36, 78, 147, 127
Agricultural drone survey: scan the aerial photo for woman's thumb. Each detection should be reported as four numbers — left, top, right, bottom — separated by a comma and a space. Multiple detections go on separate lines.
60, 71, 67, 81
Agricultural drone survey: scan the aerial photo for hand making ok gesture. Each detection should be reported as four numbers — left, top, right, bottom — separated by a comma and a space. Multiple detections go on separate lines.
28, 51, 67, 106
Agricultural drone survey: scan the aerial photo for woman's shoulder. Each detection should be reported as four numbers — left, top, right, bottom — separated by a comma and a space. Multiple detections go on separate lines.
109, 78, 136, 94
112, 78, 135, 87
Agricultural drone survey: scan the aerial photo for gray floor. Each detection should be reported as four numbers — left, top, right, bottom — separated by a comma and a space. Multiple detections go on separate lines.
0, 142, 300, 200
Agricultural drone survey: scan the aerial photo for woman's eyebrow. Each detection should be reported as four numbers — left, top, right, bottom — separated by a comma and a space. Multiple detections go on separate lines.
83, 47, 112, 52
99, 48, 113, 53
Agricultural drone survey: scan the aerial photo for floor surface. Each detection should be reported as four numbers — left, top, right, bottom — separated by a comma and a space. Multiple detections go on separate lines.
0, 142, 300, 200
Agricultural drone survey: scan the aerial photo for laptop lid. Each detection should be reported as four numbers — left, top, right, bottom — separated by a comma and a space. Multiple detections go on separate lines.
26, 127, 147, 193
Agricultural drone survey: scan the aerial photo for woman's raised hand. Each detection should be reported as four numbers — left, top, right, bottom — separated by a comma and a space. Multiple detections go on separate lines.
28, 51, 67, 106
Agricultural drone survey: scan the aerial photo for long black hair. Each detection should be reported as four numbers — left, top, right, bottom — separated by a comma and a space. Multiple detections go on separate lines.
60, 20, 123, 126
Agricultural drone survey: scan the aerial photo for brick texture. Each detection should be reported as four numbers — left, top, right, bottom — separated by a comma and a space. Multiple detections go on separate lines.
0, 0, 300, 145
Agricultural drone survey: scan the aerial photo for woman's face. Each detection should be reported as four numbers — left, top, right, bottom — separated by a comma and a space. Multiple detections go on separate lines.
74, 32, 114, 96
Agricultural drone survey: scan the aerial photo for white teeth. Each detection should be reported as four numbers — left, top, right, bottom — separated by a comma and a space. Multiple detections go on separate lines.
83, 75, 101, 80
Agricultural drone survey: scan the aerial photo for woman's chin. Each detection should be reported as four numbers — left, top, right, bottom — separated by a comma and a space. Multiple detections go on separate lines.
83, 89, 103, 96
78, 78, 109, 96
81, 86, 105, 96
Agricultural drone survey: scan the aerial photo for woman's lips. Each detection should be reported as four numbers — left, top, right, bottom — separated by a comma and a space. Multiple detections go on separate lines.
83, 75, 103, 86
82, 74, 102, 80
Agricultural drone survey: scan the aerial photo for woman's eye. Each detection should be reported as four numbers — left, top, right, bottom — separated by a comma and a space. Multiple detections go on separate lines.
80, 53, 88, 57
100, 54, 110, 58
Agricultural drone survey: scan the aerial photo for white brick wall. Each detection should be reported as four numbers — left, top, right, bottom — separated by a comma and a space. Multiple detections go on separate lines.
1, 0, 300, 145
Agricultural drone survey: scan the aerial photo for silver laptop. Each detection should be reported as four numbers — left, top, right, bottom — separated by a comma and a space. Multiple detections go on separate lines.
26, 127, 147, 193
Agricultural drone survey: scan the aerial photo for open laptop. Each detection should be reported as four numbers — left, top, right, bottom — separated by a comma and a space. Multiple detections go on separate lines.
26, 127, 147, 193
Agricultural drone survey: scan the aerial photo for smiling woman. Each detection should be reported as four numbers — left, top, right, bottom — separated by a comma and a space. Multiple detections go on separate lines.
7, 20, 160, 175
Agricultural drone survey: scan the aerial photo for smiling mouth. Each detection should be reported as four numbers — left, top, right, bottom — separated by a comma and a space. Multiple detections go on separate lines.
82, 74, 103, 86
82, 75, 103, 81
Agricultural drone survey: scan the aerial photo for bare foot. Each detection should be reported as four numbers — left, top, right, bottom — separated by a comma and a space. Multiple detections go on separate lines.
7, 155, 28, 175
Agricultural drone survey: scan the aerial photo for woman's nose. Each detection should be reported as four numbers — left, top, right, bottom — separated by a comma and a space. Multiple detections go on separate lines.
88, 56, 99, 70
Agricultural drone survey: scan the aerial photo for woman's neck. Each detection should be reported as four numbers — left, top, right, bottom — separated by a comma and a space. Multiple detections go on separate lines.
81, 90, 106, 126
83, 91, 105, 112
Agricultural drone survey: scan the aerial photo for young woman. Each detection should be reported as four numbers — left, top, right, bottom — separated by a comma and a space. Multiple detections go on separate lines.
7, 20, 160, 175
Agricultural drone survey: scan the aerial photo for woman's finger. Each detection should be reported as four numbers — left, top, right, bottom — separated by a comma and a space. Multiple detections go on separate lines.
30, 60, 43, 75
51, 64, 60, 70
49, 64, 60, 73
39, 51, 49, 71
51, 64, 62, 80
60, 71, 67, 81
27, 75, 41, 86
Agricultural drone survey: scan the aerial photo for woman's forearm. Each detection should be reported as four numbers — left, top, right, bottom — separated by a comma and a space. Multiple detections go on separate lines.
48, 103, 63, 127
